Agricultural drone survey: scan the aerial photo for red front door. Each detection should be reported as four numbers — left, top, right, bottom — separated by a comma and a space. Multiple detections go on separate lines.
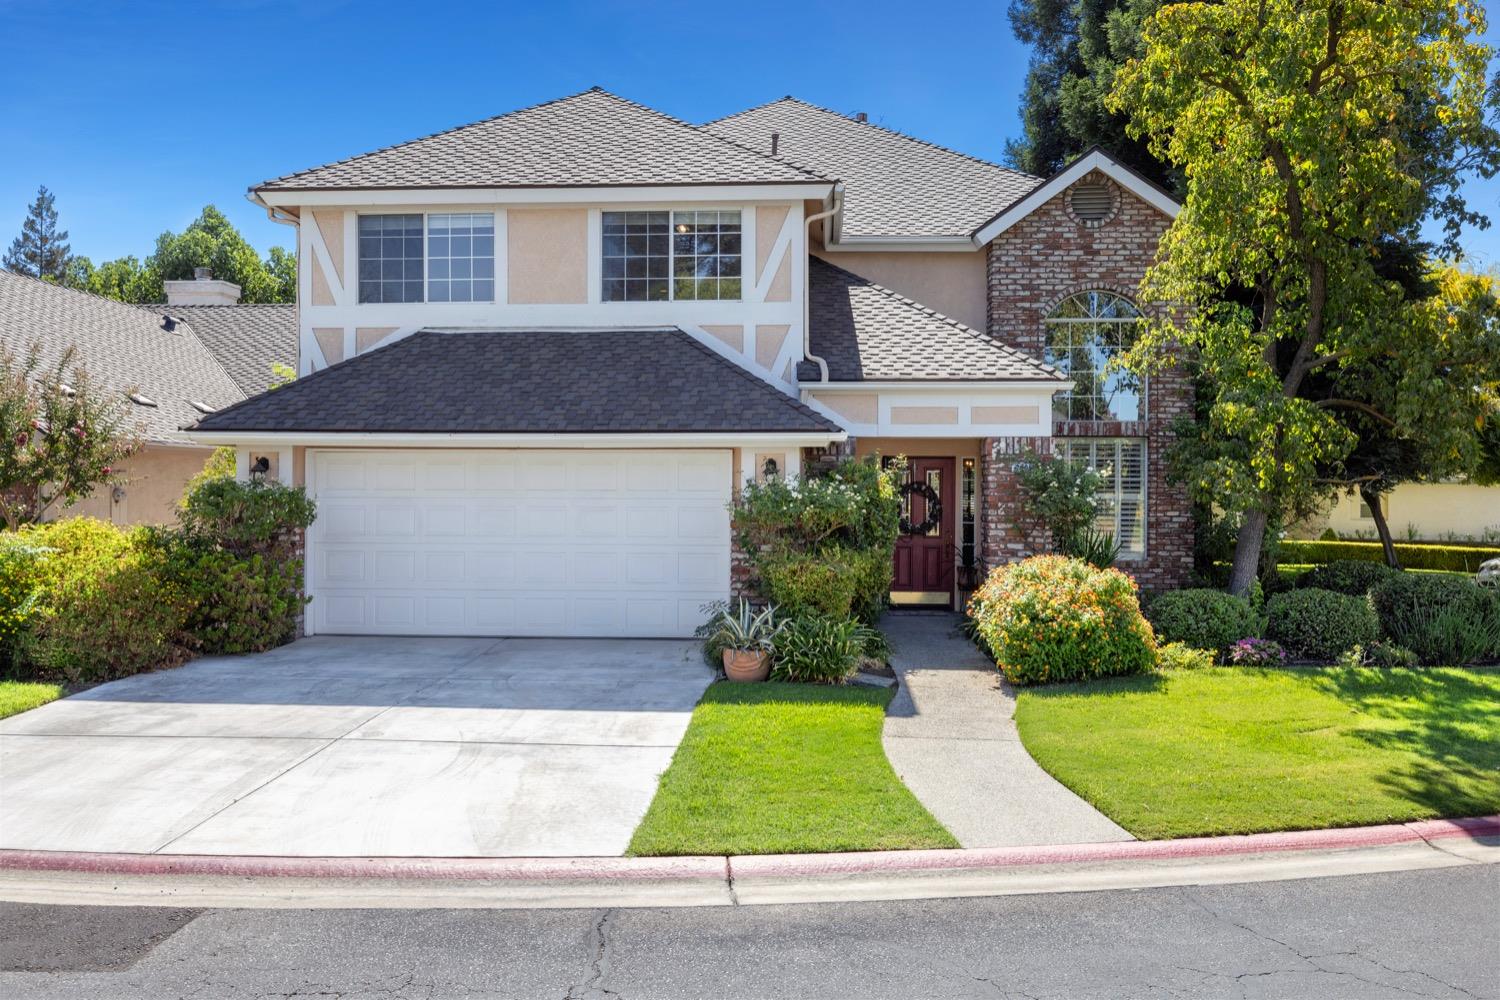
892, 457, 956, 598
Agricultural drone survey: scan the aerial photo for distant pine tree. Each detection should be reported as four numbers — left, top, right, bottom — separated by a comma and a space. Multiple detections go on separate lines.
3, 186, 72, 280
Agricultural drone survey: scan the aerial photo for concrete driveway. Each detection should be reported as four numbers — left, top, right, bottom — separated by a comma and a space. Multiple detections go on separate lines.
0, 637, 712, 858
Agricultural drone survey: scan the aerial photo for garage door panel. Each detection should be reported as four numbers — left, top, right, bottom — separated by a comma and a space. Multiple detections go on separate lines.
309, 449, 731, 637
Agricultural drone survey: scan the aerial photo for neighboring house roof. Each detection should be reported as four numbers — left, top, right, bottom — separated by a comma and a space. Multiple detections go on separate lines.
0, 269, 247, 444
801, 257, 1064, 383
163, 304, 297, 396
192, 329, 842, 435
706, 97, 1042, 239
255, 88, 827, 193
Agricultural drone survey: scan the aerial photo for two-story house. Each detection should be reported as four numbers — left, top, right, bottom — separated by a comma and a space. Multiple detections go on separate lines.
188, 88, 1192, 638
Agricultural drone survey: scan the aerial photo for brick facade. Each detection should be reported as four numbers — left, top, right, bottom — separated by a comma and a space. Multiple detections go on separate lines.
981, 172, 1193, 594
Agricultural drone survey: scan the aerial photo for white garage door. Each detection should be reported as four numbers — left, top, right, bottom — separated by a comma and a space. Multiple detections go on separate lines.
307, 449, 731, 637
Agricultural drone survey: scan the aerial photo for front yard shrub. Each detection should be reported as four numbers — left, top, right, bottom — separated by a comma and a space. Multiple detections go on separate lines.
968, 554, 1157, 685
1264, 588, 1381, 662
17, 524, 190, 683
734, 458, 900, 628
180, 476, 316, 558
1297, 559, 1398, 596
770, 614, 864, 684
154, 536, 306, 655
0, 535, 50, 659
1, 480, 318, 681
1157, 642, 1214, 671
1146, 589, 1259, 658
1370, 573, 1500, 665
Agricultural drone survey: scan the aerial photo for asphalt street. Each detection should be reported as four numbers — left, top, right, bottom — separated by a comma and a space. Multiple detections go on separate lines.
2, 866, 1496, 999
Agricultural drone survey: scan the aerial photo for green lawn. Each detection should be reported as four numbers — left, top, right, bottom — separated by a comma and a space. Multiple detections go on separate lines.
1016, 666, 1500, 839
0, 680, 63, 720
628, 682, 957, 856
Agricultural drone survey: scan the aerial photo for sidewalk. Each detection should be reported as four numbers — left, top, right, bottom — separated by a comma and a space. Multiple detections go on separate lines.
879, 611, 1131, 848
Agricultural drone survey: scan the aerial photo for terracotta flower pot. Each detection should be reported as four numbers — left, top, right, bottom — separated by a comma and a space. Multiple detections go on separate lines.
722, 648, 771, 683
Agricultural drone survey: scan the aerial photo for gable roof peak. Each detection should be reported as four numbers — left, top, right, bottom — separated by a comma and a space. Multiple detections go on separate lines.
254, 88, 828, 194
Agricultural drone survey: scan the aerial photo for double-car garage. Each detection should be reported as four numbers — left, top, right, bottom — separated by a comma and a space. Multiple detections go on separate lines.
306, 449, 732, 638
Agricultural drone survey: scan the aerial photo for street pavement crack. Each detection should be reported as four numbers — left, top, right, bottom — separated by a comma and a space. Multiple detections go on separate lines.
562, 908, 620, 1000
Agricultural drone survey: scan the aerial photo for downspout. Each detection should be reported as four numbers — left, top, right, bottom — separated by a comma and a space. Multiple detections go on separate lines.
802, 184, 843, 382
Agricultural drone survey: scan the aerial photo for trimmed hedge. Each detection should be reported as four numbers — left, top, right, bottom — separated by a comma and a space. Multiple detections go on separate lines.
1146, 589, 1259, 658
968, 555, 1157, 685
1265, 588, 1381, 662
1297, 559, 1399, 596
1279, 539, 1500, 574
1370, 574, 1500, 665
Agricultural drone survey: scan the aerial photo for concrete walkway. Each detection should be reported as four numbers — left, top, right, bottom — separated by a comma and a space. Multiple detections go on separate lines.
881, 612, 1132, 848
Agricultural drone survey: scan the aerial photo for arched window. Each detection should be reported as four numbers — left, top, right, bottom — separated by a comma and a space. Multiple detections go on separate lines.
1043, 291, 1143, 422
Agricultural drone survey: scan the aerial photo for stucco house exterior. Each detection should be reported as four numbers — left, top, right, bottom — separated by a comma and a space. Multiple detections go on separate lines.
0, 268, 296, 524
187, 87, 1193, 637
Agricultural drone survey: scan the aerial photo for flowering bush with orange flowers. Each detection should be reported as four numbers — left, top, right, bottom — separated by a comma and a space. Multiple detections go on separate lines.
967, 554, 1157, 685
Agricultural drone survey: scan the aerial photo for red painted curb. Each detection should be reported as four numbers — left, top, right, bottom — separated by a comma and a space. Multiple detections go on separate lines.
729, 815, 1500, 879
0, 816, 1493, 883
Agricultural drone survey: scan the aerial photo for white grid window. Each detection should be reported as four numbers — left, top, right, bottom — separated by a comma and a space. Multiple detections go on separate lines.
671, 211, 741, 300
1044, 290, 1144, 421
428, 213, 494, 303
602, 210, 741, 302
1057, 438, 1147, 559
358, 215, 424, 304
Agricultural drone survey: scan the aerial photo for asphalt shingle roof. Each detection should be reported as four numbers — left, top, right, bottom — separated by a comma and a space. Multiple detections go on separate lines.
706, 98, 1042, 239
802, 257, 1064, 383
256, 88, 826, 192
164, 304, 297, 396
193, 328, 841, 435
0, 269, 248, 443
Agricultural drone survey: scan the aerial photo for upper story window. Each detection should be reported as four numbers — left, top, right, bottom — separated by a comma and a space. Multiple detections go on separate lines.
428, 213, 495, 303
358, 214, 424, 304
357, 212, 496, 304
1043, 290, 1143, 422
602, 210, 741, 302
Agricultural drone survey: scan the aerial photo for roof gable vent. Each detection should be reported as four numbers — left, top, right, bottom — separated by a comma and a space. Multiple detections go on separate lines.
1069, 181, 1114, 224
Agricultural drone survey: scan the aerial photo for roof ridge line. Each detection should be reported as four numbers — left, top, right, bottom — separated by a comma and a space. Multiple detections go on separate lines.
710, 96, 1043, 184
587, 91, 831, 183
809, 256, 1062, 376
255, 87, 829, 192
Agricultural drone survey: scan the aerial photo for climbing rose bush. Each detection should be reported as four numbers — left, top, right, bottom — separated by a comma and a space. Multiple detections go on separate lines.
967, 554, 1157, 685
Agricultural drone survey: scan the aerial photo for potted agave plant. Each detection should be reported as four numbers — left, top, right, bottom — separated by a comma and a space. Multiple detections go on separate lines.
705, 599, 781, 683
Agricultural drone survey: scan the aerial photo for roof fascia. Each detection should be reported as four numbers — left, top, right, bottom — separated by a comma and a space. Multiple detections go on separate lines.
822, 234, 977, 253
970, 150, 1180, 247
183, 430, 846, 448
255, 182, 834, 208
802, 379, 1068, 391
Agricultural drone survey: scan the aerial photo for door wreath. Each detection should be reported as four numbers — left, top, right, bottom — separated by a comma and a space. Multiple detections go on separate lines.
899, 481, 943, 535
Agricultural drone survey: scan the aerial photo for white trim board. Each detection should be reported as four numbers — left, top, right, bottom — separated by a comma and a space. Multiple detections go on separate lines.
972, 150, 1180, 247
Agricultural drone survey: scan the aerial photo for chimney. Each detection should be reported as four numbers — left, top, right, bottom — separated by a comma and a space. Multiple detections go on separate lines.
854, 111, 867, 123
163, 268, 242, 306
770, 131, 780, 156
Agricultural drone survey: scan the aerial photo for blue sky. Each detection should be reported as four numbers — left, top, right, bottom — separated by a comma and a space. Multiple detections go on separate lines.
3, 0, 1499, 267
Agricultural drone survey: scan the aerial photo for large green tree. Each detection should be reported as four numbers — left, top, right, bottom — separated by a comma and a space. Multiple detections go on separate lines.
1110, 0, 1500, 596
53, 205, 295, 305
1006, 0, 1173, 187
4, 186, 73, 280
